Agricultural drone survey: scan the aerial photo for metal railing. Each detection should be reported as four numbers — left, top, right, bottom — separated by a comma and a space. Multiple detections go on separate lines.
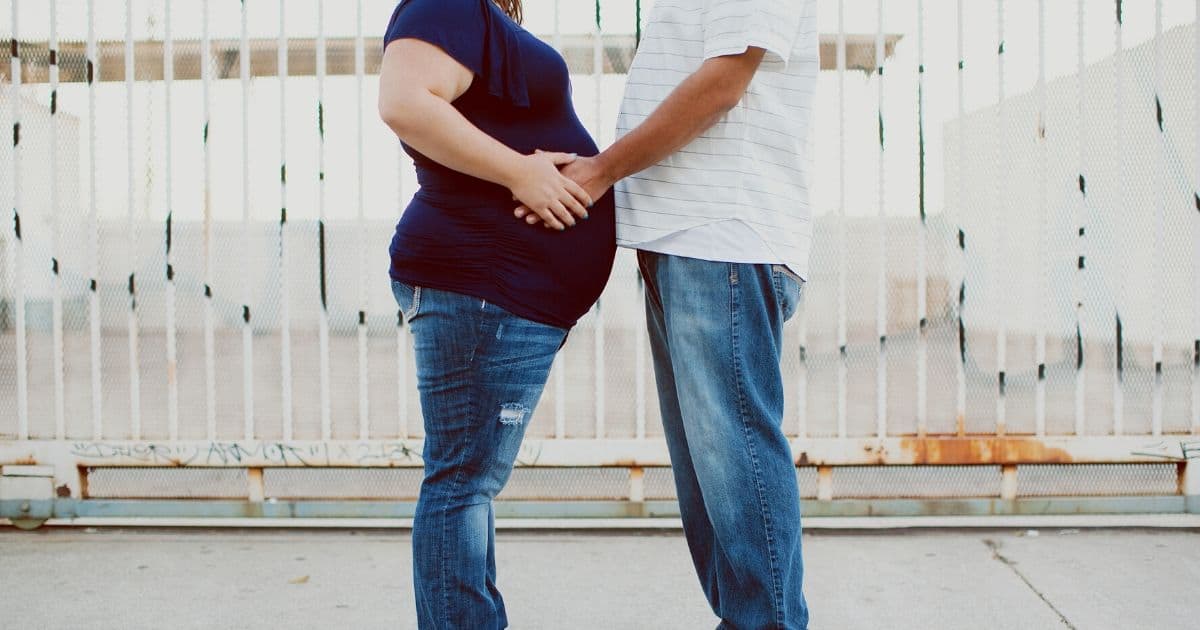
0, 0, 1198, 525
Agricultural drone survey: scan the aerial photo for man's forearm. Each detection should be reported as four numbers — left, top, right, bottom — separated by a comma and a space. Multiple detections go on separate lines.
594, 49, 765, 183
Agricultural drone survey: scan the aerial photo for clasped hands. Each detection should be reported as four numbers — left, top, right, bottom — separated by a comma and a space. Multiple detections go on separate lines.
509, 150, 614, 231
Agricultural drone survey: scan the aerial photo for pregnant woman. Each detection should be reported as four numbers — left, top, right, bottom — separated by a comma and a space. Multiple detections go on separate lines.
377, 0, 616, 627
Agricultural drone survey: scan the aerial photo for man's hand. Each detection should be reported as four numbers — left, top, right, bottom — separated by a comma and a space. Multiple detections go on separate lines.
514, 155, 615, 226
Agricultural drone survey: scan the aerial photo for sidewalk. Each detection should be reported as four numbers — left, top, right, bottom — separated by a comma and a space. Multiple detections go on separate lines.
2, 526, 1197, 629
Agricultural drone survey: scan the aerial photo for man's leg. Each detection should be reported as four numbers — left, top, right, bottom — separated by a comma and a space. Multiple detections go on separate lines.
639, 251, 808, 630
639, 253, 740, 617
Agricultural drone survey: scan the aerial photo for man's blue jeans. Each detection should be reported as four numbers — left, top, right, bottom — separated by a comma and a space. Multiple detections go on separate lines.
392, 282, 566, 630
638, 251, 809, 630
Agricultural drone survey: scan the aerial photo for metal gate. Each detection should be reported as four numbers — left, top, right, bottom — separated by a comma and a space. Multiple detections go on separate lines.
1, 0, 1197, 525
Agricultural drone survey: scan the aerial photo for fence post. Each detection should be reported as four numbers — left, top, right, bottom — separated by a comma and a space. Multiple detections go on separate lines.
247, 468, 265, 504
628, 467, 644, 504
1183, 462, 1200, 514
817, 466, 833, 501
1000, 464, 1018, 501
47, 447, 85, 501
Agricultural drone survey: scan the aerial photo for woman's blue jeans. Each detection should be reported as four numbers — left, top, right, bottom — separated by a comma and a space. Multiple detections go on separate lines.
392, 282, 566, 630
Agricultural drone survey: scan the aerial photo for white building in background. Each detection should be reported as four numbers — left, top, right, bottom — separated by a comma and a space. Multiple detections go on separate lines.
944, 23, 1197, 349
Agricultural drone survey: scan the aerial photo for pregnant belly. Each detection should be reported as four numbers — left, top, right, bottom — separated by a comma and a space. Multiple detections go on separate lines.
391, 192, 617, 324
492, 193, 617, 312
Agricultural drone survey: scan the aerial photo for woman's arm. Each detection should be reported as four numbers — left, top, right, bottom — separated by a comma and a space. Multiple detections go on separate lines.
378, 38, 592, 230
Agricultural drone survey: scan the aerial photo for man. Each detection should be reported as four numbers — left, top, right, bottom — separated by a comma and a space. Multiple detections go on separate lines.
518, 1, 817, 627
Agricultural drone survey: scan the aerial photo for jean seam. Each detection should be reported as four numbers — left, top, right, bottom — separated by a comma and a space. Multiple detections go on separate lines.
411, 286, 422, 321
437, 302, 487, 629
730, 266, 785, 628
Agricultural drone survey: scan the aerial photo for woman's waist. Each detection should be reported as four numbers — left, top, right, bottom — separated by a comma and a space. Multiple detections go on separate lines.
393, 201, 614, 266
411, 173, 511, 207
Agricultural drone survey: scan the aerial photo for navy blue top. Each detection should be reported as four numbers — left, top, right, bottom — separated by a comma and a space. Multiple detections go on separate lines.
383, 0, 616, 329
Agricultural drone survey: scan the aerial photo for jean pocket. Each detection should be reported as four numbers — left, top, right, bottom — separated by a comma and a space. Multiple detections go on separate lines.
771, 266, 803, 323
391, 281, 422, 323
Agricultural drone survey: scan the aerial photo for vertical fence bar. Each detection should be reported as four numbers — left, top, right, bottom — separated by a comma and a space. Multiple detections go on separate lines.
635, 273, 646, 440
553, 0, 562, 53
49, 0, 65, 440
125, 0, 142, 440
1074, 0, 1088, 436
279, 0, 294, 441
797, 300, 808, 436
1113, 0, 1125, 436
1151, 0, 1165, 436
836, 0, 847, 439
593, 1, 603, 138
554, 356, 566, 438
792, 0, 808, 437
356, 0, 370, 440
797, 0, 810, 436
593, 1, 605, 439
955, 0, 967, 436
995, 0, 1007, 436
635, 0, 642, 48
164, 0, 180, 441
202, 0, 216, 440
87, 0, 103, 440
10, 0, 29, 439
916, 0, 928, 437
1035, 0, 1047, 437
240, 0, 255, 440
317, 0, 332, 440
1193, 0, 1200, 436
874, 0, 887, 440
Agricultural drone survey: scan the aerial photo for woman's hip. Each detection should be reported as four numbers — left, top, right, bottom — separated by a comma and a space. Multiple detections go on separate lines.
392, 281, 565, 413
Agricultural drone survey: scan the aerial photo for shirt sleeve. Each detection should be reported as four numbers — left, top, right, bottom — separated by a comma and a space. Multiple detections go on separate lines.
383, 0, 487, 75
702, 0, 806, 70
383, 0, 530, 107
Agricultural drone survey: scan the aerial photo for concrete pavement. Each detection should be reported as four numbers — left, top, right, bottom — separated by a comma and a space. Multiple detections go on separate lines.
1, 527, 1197, 629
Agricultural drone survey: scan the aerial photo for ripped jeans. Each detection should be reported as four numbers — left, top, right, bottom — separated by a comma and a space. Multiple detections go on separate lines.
391, 282, 566, 630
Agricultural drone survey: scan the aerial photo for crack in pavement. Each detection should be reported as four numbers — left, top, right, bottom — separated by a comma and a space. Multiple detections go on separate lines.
983, 539, 1077, 630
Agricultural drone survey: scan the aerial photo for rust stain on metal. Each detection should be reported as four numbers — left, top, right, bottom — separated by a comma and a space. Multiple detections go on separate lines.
955, 415, 966, 437
898, 437, 1075, 465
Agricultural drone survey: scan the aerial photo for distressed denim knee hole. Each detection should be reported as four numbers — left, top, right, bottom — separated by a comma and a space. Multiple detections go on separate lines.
498, 403, 528, 426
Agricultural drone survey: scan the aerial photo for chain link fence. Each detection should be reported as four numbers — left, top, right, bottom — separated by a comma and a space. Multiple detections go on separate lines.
1, 0, 1197, 515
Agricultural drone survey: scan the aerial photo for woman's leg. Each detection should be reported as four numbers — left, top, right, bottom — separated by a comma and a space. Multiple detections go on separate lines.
395, 283, 564, 629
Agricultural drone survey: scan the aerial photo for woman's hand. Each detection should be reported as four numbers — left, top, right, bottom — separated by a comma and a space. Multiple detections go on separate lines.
505, 152, 594, 231
515, 155, 615, 227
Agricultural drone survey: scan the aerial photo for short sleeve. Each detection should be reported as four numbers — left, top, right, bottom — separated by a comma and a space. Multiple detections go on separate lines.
383, 0, 529, 107
702, 0, 806, 70
384, 0, 486, 74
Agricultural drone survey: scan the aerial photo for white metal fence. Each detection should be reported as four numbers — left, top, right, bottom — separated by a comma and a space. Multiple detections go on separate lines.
0, 0, 1198, 521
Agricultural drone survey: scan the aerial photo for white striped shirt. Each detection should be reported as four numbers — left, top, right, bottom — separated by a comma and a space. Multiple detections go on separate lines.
614, 0, 819, 279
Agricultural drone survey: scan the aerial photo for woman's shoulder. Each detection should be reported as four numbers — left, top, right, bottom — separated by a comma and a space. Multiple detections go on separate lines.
390, 0, 489, 22
385, 0, 492, 49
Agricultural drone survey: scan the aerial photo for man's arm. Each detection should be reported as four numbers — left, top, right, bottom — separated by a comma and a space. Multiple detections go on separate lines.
516, 48, 766, 223
597, 48, 765, 184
